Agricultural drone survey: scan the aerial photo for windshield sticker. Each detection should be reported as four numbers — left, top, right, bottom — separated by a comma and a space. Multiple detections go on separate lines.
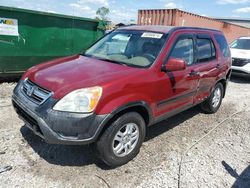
141, 32, 163, 39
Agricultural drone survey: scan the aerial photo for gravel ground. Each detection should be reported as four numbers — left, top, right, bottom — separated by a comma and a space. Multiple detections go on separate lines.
0, 77, 249, 188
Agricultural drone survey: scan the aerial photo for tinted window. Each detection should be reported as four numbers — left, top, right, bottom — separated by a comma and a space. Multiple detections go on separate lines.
214, 34, 230, 57
211, 41, 216, 57
170, 38, 194, 65
197, 38, 216, 63
230, 38, 250, 50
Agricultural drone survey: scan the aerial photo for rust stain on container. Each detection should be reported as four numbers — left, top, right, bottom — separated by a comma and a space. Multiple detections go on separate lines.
138, 9, 250, 42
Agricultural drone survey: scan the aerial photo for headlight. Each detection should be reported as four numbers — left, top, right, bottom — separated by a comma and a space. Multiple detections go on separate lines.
53, 86, 102, 113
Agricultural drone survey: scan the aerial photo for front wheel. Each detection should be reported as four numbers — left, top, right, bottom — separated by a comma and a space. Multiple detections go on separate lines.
201, 82, 224, 114
96, 112, 146, 167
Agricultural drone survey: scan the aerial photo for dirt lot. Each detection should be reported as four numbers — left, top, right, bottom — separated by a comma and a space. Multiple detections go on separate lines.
0, 77, 250, 188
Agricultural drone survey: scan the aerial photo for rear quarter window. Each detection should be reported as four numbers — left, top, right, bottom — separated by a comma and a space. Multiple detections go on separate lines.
214, 34, 230, 57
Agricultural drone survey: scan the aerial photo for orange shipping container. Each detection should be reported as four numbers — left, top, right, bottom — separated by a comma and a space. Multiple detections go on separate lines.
138, 9, 250, 42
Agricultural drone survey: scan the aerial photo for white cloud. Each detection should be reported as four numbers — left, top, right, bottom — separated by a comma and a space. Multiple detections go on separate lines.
69, 3, 91, 11
217, 0, 249, 4
110, 8, 137, 24
77, 0, 109, 7
13, 1, 58, 14
233, 7, 250, 13
69, 2, 98, 18
165, 2, 177, 9
68, 0, 109, 18
163, 0, 183, 9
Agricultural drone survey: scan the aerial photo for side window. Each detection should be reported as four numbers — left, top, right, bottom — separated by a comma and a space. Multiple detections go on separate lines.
170, 38, 194, 66
211, 41, 216, 57
214, 34, 230, 57
197, 38, 216, 63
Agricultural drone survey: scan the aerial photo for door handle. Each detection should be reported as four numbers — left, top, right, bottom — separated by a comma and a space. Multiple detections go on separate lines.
216, 64, 221, 69
189, 70, 200, 76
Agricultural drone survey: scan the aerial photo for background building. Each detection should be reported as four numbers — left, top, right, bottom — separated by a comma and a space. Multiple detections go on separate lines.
215, 18, 250, 29
138, 9, 250, 42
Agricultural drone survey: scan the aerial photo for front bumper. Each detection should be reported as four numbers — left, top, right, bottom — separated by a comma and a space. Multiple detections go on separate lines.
231, 65, 250, 77
12, 81, 108, 145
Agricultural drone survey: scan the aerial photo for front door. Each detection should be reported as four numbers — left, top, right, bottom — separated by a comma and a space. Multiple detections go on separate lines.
156, 33, 200, 117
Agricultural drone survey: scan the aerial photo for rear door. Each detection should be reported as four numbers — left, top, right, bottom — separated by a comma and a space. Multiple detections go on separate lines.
192, 34, 220, 102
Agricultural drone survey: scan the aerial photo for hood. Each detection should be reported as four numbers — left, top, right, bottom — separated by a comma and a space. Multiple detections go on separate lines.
25, 55, 142, 99
230, 48, 250, 59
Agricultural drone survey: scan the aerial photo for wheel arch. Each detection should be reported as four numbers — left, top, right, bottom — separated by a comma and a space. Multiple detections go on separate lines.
97, 101, 152, 140
217, 79, 226, 98
215, 69, 231, 98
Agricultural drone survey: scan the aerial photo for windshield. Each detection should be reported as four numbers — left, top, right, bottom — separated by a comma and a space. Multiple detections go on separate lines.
85, 30, 167, 68
230, 38, 250, 50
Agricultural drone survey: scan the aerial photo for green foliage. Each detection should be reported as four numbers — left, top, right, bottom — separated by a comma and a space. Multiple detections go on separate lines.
96, 7, 110, 21
97, 20, 108, 31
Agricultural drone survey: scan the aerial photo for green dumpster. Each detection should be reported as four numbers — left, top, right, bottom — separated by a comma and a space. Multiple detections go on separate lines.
0, 6, 105, 77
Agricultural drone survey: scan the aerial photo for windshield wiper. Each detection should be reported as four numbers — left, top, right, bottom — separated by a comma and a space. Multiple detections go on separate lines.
90, 56, 129, 66
103, 59, 144, 68
103, 59, 129, 66
82, 54, 144, 68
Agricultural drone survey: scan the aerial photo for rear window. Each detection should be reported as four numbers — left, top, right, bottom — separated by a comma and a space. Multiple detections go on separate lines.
197, 38, 216, 63
214, 34, 230, 57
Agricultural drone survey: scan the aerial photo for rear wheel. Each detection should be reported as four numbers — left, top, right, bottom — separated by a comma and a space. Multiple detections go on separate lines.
201, 82, 224, 114
96, 112, 146, 167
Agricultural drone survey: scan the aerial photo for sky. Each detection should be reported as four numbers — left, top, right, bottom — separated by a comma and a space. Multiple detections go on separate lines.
0, 0, 250, 23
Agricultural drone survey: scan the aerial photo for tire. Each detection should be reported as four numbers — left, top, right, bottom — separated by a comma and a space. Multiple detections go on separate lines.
201, 82, 224, 114
96, 112, 146, 167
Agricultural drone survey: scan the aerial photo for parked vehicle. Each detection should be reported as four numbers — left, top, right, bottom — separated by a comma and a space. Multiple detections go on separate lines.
12, 26, 232, 167
230, 37, 250, 77
0, 6, 104, 78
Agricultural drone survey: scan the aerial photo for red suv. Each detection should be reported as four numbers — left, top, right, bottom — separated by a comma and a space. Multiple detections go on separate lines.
12, 26, 231, 167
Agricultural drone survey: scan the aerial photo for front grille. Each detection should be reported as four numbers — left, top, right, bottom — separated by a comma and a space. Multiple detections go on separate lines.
21, 79, 52, 105
12, 101, 43, 137
232, 58, 250, 67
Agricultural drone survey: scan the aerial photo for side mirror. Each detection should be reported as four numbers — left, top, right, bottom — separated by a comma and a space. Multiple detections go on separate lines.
162, 58, 186, 72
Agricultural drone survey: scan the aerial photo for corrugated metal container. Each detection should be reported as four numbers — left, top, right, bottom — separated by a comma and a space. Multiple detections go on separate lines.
0, 6, 104, 77
138, 9, 250, 43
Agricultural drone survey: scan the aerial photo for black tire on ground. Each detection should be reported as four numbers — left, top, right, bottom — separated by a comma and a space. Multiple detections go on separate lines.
96, 112, 146, 167
201, 82, 224, 114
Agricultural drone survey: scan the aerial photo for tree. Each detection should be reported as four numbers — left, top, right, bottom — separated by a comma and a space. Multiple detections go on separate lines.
96, 7, 110, 21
